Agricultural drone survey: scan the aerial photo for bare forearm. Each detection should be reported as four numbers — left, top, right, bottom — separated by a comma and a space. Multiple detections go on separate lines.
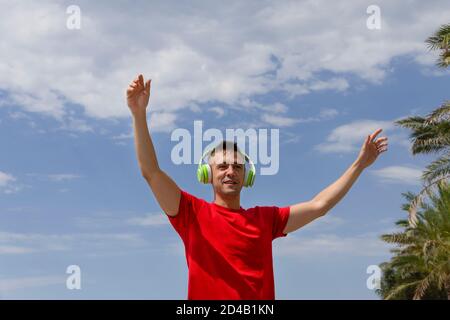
132, 111, 160, 178
312, 160, 364, 213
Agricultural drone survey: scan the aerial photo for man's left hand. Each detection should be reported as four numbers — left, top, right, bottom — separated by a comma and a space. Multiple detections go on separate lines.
356, 128, 388, 169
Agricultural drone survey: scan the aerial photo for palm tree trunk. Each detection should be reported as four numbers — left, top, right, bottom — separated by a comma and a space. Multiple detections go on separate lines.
446, 280, 450, 300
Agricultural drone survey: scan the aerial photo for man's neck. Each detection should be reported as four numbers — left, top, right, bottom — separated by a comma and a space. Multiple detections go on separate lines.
213, 193, 241, 210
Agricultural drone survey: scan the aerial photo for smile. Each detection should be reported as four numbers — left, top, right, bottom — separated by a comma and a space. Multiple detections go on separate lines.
223, 181, 237, 185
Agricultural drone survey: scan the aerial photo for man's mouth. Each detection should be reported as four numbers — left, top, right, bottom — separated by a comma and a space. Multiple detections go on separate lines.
223, 180, 237, 185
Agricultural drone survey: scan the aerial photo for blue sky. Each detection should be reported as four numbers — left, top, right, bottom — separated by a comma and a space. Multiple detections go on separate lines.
0, 0, 449, 299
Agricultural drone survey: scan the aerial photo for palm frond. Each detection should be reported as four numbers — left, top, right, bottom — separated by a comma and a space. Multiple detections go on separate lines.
425, 24, 450, 50
424, 101, 450, 124
436, 51, 450, 68
385, 280, 422, 300
413, 274, 433, 300
395, 117, 425, 130
395, 219, 410, 228
381, 232, 414, 245
407, 177, 450, 227
422, 153, 450, 184
396, 115, 450, 155
426, 23, 450, 68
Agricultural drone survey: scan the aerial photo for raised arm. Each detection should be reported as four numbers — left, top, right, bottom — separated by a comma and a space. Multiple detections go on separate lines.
127, 74, 181, 217
283, 129, 388, 234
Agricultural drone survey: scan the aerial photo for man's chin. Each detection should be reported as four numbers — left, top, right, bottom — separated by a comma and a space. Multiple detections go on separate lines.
218, 187, 241, 196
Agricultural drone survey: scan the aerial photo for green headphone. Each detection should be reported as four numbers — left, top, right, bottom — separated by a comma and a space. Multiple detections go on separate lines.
197, 144, 256, 188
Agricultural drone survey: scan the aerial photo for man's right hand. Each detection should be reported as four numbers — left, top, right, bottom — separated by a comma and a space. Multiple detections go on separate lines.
126, 74, 151, 115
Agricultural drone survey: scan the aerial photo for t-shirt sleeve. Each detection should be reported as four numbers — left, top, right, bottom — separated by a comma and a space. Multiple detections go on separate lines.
167, 189, 204, 241
272, 205, 291, 240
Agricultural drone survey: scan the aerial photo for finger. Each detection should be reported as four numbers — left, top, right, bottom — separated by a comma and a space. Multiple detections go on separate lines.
127, 87, 137, 97
133, 77, 142, 89
365, 135, 370, 145
378, 147, 388, 153
144, 79, 151, 95
139, 74, 145, 88
377, 143, 388, 149
375, 137, 388, 144
370, 128, 383, 142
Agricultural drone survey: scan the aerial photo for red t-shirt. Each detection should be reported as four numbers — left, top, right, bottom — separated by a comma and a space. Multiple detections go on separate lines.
167, 189, 291, 300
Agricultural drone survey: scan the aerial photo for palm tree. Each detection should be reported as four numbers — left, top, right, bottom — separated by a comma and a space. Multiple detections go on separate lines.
395, 101, 450, 225
426, 23, 450, 68
394, 24, 450, 226
378, 23, 450, 301
377, 182, 450, 300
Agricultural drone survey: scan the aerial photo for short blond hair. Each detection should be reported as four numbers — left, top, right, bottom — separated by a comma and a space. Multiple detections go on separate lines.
207, 140, 246, 166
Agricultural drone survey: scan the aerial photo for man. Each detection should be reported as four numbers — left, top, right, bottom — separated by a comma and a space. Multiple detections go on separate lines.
126, 74, 388, 300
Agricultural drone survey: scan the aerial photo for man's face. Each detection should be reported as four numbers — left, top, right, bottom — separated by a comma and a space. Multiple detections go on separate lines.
210, 150, 245, 197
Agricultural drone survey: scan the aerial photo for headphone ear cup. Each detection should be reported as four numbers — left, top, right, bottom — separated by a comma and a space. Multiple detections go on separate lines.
197, 163, 212, 184
205, 164, 212, 183
250, 170, 255, 187
197, 164, 207, 184
243, 167, 250, 187
245, 169, 255, 187
197, 165, 204, 183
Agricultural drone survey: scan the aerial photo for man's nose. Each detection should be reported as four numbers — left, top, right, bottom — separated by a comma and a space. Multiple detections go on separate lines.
225, 165, 237, 176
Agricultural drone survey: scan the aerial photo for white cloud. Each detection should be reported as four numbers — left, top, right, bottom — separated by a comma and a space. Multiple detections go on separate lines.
112, 132, 133, 140
371, 165, 423, 185
0, 171, 15, 187
127, 213, 169, 227
25, 173, 81, 182
0, 276, 64, 293
57, 116, 94, 133
0, 231, 147, 255
281, 131, 301, 144
8, 111, 30, 120
261, 114, 299, 127
262, 102, 289, 114
274, 233, 390, 258
318, 108, 339, 119
315, 120, 395, 153
0, 0, 448, 129
297, 108, 340, 123
261, 105, 338, 127
148, 112, 178, 133
309, 78, 349, 92
0, 171, 21, 194
112, 111, 178, 138
0, 245, 34, 254
301, 215, 345, 231
208, 106, 225, 118
47, 174, 81, 182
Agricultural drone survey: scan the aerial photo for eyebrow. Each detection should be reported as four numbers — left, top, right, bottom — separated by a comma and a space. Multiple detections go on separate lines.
216, 162, 244, 167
